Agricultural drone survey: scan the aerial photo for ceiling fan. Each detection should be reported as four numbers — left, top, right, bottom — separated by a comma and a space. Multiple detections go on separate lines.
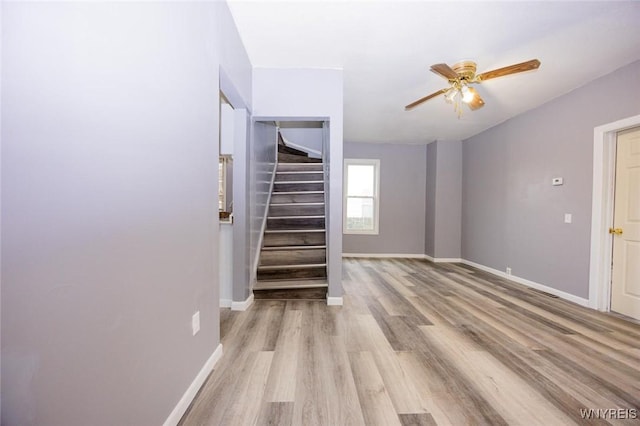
405, 59, 541, 116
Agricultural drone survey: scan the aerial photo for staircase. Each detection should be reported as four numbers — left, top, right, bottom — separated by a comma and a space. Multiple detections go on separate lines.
254, 141, 328, 300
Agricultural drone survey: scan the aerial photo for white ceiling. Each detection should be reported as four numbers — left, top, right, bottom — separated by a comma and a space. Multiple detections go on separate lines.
227, 1, 640, 144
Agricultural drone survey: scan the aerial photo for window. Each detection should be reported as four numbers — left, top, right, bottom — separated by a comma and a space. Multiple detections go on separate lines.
343, 159, 380, 234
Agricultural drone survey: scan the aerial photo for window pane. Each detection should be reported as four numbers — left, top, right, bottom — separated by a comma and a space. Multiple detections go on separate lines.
347, 164, 374, 197
346, 197, 374, 230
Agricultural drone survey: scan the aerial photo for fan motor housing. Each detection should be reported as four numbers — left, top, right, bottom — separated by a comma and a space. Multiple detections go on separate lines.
452, 61, 477, 81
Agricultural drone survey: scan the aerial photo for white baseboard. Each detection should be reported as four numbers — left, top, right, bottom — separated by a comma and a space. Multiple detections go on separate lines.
341, 253, 589, 308
231, 293, 254, 311
342, 253, 463, 263
424, 255, 462, 263
163, 344, 223, 426
460, 259, 590, 307
219, 299, 232, 308
342, 253, 426, 259
327, 296, 343, 306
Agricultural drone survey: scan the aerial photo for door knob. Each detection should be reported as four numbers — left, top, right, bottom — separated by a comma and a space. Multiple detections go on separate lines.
609, 227, 623, 235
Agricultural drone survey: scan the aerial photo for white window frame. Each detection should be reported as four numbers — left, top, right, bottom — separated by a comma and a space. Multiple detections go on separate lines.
343, 158, 380, 235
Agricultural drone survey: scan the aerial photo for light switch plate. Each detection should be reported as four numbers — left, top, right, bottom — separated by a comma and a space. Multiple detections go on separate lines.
552, 177, 564, 186
564, 213, 572, 223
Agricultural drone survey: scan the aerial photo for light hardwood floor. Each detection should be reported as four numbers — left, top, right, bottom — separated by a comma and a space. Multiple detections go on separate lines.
179, 258, 640, 425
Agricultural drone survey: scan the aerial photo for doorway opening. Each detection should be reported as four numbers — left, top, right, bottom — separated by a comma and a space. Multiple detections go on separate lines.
219, 92, 235, 308
589, 114, 640, 317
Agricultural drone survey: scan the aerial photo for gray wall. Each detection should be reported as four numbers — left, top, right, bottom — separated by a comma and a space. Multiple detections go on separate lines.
423, 141, 462, 259
343, 142, 427, 255
279, 127, 323, 156
424, 143, 437, 257
434, 141, 462, 259
1, 2, 252, 425
462, 59, 640, 299
232, 109, 251, 302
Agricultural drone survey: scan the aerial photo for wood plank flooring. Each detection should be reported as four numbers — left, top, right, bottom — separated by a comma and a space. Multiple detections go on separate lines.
179, 258, 640, 426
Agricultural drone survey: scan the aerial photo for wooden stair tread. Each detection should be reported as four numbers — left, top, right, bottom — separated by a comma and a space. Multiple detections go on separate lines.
254, 279, 328, 290
277, 164, 323, 170
270, 193, 325, 204
274, 184, 324, 192
276, 168, 324, 173
253, 287, 327, 300
277, 171, 322, 174
261, 245, 326, 251
270, 202, 324, 206
258, 263, 327, 270
274, 181, 324, 184
278, 152, 322, 163
263, 233, 325, 247
264, 229, 325, 233
267, 215, 325, 219
277, 162, 322, 165
271, 191, 324, 195
278, 144, 309, 157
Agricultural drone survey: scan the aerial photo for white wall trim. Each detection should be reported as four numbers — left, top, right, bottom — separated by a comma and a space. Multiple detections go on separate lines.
437, 258, 462, 263
343, 158, 380, 235
219, 299, 232, 308
231, 293, 254, 311
589, 114, 640, 311
327, 296, 343, 306
280, 134, 322, 158
342, 253, 592, 308
342, 253, 425, 259
461, 259, 590, 308
424, 255, 463, 263
163, 344, 223, 426
342, 253, 463, 263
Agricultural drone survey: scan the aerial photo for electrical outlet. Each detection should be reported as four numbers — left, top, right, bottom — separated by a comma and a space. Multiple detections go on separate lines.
192, 311, 200, 336
506, 267, 512, 276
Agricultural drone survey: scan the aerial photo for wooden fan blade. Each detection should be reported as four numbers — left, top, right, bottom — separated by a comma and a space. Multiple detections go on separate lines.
476, 59, 541, 82
405, 88, 448, 110
430, 63, 459, 80
466, 87, 485, 110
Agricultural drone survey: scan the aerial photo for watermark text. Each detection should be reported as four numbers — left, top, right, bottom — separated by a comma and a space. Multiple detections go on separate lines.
580, 408, 638, 420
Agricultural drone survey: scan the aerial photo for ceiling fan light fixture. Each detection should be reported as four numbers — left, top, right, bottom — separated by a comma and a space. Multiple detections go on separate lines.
405, 58, 540, 116
461, 85, 475, 103
444, 88, 457, 103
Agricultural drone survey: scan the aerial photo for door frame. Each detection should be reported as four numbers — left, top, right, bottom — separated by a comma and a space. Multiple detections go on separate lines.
589, 114, 640, 311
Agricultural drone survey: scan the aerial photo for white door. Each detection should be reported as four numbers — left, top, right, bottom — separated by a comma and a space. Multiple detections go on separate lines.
611, 127, 640, 320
